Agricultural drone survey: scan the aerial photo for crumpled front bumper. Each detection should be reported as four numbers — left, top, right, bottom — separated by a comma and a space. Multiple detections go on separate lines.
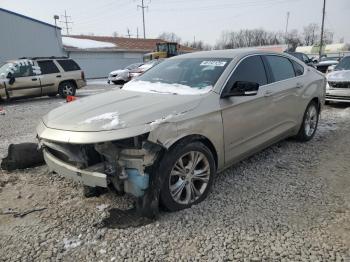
43, 149, 107, 188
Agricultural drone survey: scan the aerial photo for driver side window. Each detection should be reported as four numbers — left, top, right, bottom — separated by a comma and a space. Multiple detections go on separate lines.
12, 64, 34, 78
224, 55, 267, 93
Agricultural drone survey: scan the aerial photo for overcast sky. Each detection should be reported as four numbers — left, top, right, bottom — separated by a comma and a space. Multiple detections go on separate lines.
1, 0, 349, 45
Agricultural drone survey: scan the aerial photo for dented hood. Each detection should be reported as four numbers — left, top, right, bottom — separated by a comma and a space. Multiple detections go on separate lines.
43, 89, 204, 132
327, 70, 350, 82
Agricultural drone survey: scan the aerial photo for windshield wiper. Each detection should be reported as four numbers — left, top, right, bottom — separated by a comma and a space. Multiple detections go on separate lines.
150, 89, 177, 95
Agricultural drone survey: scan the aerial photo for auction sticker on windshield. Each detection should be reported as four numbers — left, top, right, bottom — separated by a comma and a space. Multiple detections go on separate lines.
200, 61, 227, 67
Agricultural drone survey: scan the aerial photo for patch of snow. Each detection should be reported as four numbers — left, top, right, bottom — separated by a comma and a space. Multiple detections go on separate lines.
96, 204, 109, 212
149, 112, 185, 130
338, 107, 350, 119
87, 78, 109, 85
99, 249, 107, 254
80, 112, 125, 130
63, 238, 82, 250
62, 37, 115, 49
123, 80, 212, 95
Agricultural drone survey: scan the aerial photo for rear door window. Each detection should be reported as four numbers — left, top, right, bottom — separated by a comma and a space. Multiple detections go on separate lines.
37, 60, 60, 74
265, 55, 295, 82
57, 59, 81, 71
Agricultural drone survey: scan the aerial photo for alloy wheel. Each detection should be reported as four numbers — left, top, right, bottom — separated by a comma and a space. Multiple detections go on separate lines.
169, 151, 211, 205
304, 104, 318, 137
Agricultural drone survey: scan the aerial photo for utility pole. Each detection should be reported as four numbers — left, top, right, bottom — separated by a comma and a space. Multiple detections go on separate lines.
136, 27, 139, 39
137, 0, 148, 39
127, 28, 131, 38
319, 0, 326, 57
285, 12, 290, 37
60, 10, 73, 35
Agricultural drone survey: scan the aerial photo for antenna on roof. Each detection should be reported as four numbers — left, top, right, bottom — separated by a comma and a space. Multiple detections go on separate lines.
60, 10, 73, 35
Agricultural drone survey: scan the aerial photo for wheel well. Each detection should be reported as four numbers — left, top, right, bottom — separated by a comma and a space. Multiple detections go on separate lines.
167, 135, 218, 169
311, 97, 321, 112
59, 80, 77, 88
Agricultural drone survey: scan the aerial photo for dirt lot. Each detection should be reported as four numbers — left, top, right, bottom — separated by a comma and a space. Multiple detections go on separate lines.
0, 84, 350, 261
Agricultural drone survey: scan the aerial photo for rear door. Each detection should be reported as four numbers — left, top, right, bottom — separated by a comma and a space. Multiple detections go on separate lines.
36, 60, 61, 95
7, 63, 41, 98
262, 55, 303, 135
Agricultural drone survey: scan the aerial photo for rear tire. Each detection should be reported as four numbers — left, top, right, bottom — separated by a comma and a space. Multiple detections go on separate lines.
159, 141, 216, 212
58, 81, 76, 98
296, 101, 319, 142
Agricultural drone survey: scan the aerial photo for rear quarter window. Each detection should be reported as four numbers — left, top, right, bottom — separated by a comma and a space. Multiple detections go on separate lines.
57, 59, 81, 72
291, 60, 304, 76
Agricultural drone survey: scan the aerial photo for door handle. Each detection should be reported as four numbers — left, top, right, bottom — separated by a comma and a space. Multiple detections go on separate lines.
31, 78, 37, 81
264, 90, 273, 97
56, 75, 62, 78
296, 82, 304, 88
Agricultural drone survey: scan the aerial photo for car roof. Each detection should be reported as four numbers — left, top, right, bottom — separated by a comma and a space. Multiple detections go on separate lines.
172, 48, 286, 60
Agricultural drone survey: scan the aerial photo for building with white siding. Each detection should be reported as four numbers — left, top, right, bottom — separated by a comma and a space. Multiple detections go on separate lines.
0, 8, 65, 63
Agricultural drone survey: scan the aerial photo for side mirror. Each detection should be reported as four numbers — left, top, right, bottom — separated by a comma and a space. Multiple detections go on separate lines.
7, 73, 15, 85
222, 81, 260, 98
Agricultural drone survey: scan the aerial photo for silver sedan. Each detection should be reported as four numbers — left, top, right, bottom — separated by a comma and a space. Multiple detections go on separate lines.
37, 49, 326, 217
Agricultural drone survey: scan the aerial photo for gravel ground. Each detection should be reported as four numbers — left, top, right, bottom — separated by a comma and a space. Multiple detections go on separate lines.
0, 86, 350, 261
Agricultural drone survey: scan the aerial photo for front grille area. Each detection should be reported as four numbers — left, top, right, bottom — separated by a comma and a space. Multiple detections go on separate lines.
328, 81, 350, 89
326, 94, 350, 101
43, 141, 103, 167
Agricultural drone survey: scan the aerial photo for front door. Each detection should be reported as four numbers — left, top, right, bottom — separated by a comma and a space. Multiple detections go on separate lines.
220, 55, 274, 164
7, 62, 41, 98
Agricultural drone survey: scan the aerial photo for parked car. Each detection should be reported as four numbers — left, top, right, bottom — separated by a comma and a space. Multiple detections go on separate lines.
0, 57, 86, 100
326, 56, 350, 103
284, 51, 316, 67
316, 56, 340, 73
37, 49, 325, 216
128, 59, 163, 79
108, 62, 143, 84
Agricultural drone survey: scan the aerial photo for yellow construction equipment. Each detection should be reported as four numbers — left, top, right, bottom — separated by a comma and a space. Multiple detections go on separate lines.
143, 42, 178, 62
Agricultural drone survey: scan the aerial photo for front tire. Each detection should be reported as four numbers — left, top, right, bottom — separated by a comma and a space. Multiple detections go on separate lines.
58, 81, 76, 98
159, 141, 216, 211
296, 101, 319, 142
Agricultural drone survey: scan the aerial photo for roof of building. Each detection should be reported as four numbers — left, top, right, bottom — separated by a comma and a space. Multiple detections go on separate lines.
0, 8, 61, 30
63, 35, 195, 53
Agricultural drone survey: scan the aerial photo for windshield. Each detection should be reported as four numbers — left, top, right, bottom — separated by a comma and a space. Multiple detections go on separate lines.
123, 58, 231, 95
126, 63, 143, 70
335, 56, 350, 71
0, 62, 11, 76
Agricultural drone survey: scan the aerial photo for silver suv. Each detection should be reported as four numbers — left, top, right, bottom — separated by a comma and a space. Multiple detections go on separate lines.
0, 57, 86, 100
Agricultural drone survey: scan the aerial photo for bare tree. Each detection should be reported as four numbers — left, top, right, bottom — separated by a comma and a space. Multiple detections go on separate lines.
285, 29, 302, 51
215, 28, 284, 50
158, 32, 182, 43
302, 23, 319, 46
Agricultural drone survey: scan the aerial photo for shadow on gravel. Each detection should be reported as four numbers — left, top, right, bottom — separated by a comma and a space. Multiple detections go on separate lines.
97, 208, 154, 229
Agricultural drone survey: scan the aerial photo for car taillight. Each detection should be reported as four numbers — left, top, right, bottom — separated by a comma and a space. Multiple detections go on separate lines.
81, 71, 85, 81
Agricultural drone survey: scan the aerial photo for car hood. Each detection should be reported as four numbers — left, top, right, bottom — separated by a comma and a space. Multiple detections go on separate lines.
109, 69, 128, 75
43, 89, 204, 132
327, 70, 350, 82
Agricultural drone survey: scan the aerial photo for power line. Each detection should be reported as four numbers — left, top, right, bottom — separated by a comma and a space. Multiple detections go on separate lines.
60, 10, 73, 35
137, 0, 149, 39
